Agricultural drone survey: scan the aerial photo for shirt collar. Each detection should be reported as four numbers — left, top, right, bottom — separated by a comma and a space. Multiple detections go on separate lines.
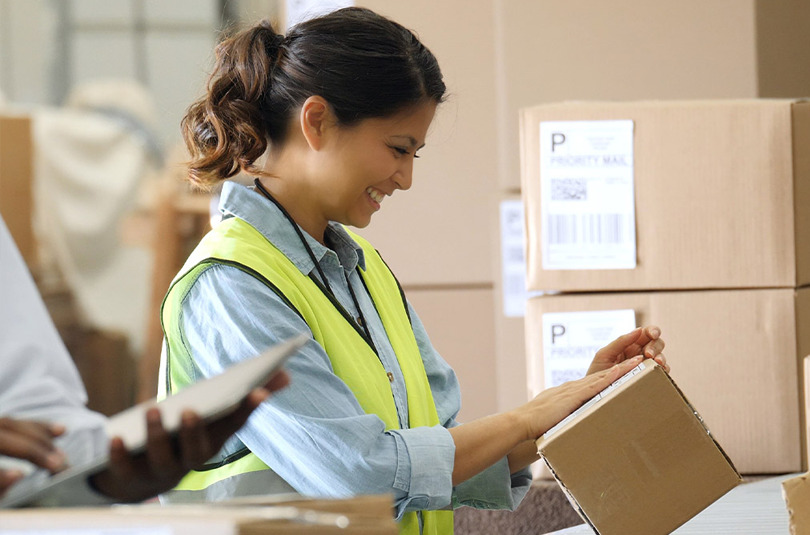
217, 181, 366, 274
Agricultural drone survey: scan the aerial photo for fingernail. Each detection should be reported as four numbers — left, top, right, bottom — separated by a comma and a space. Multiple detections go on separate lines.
147, 408, 161, 425
181, 410, 198, 426
5, 469, 24, 481
651, 327, 660, 337
46, 451, 66, 471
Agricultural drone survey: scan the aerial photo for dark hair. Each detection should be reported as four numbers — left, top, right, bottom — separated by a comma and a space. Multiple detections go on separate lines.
182, 7, 446, 189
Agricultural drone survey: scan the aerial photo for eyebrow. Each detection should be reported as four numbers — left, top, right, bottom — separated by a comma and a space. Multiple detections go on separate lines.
391, 135, 426, 150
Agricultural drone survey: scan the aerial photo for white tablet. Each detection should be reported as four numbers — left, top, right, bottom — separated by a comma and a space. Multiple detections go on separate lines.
0, 334, 307, 508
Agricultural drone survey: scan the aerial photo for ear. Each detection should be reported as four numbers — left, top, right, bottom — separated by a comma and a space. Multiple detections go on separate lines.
299, 95, 333, 151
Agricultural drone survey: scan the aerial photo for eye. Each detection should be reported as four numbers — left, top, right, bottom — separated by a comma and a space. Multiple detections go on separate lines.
390, 146, 420, 158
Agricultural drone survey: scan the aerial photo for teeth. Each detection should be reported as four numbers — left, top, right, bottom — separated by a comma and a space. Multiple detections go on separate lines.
366, 187, 385, 203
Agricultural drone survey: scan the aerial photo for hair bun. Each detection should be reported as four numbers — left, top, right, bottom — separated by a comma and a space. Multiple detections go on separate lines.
263, 27, 285, 55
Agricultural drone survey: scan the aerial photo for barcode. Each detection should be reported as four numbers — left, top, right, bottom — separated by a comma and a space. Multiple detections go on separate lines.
546, 214, 631, 245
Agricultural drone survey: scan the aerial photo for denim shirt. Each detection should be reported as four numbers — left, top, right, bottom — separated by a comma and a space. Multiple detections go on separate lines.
176, 181, 531, 518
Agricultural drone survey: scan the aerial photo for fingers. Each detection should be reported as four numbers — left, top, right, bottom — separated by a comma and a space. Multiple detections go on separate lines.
265, 370, 290, 393
177, 410, 212, 470
611, 325, 663, 359
144, 408, 175, 477
106, 436, 136, 481
600, 327, 643, 361
653, 353, 669, 372
586, 355, 644, 390
0, 418, 67, 473
0, 468, 25, 497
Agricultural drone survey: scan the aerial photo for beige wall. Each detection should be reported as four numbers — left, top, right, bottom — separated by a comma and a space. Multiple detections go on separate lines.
357, 0, 499, 287
405, 286, 497, 423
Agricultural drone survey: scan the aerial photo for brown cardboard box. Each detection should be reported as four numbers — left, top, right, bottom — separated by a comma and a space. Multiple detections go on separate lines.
494, 194, 531, 412
525, 288, 810, 474
495, 1, 810, 192
405, 286, 497, 422
520, 100, 810, 292
536, 362, 741, 535
806, 355, 810, 477
0, 113, 34, 266
0, 496, 397, 534
783, 472, 810, 535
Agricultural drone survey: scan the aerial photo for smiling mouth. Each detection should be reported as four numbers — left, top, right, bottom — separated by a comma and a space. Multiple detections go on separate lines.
366, 187, 385, 204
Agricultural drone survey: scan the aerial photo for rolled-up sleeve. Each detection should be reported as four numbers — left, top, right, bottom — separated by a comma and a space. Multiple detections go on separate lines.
407, 302, 533, 511
182, 265, 458, 519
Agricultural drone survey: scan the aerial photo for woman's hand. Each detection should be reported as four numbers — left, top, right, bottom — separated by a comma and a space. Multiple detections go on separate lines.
587, 326, 668, 376
516, 355, 645, 443
0, 418, 67, 498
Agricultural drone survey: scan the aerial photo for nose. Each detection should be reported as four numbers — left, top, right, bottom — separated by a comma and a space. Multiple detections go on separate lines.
392, 161, 414, 191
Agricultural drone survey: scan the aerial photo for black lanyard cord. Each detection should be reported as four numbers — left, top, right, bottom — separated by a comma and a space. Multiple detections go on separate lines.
252, 178, 376, 352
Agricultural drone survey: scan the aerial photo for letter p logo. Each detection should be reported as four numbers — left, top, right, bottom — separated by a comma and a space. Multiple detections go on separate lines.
551, 324, 566, 344
551, 133, 566, 152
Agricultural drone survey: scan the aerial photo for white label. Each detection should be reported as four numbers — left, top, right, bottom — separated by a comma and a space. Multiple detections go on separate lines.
285, 0, 354, 28
541, 309, 636, 389
539, 120, 636, 270
544, 361, 647, 439
500, 199, 528, 317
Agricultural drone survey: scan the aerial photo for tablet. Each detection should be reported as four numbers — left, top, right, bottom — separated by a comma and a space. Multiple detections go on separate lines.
0, 334, 308, 508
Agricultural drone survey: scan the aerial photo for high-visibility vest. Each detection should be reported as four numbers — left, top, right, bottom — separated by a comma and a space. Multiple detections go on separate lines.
160, 216, 454, 534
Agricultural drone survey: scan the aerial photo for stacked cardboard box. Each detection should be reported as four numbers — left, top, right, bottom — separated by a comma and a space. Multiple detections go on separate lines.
0, 113, 34, 266
521, 100, 810, 476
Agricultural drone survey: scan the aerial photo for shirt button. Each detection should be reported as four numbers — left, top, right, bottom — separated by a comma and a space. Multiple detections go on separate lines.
387, 372, 394, 382
357, 316, 365, 327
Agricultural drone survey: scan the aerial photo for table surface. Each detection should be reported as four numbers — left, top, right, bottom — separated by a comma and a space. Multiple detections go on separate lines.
548, 473, 796, 534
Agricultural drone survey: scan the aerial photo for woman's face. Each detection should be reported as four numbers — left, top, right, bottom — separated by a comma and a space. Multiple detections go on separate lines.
313, 101, 437, 230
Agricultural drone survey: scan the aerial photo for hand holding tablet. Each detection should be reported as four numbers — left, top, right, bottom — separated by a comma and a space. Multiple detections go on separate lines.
0, 335, 306, 508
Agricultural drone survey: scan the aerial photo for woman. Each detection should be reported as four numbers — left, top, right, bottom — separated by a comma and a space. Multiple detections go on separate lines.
159, 7, 666, 533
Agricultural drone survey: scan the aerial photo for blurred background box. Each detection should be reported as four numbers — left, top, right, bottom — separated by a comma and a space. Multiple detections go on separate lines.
525, 287, 810, 475
405, 286, 496, 423
0, 113, 34, 266
521, 100, 810, 293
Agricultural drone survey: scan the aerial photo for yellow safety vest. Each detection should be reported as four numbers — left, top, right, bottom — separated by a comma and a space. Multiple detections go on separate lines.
160, 216, 454, 534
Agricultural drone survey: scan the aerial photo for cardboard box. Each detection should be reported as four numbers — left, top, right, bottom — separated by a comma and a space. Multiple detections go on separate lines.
525, 287, 810, 474
520, 99, 810, 292
405, 286, 497, 422
783, 472, 810, 535
0, 495, 397, 534
536, 361, 741, 535
494, 194, 532, 412
806, 355, 810, 475
495, 2, 810, 192
0, 113, 35, 266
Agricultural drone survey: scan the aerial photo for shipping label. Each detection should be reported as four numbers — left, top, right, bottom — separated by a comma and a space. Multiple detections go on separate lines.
541, 309, 636, 389
539, 120, 636, 270
500, 199, 528, 317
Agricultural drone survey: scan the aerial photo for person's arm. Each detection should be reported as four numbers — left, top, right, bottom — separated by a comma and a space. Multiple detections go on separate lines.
0, 216, 290, 504
408, 300, 667, 486
182, 265, 459, 518
90, 374, 287, 502
448, 325, 667, 481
